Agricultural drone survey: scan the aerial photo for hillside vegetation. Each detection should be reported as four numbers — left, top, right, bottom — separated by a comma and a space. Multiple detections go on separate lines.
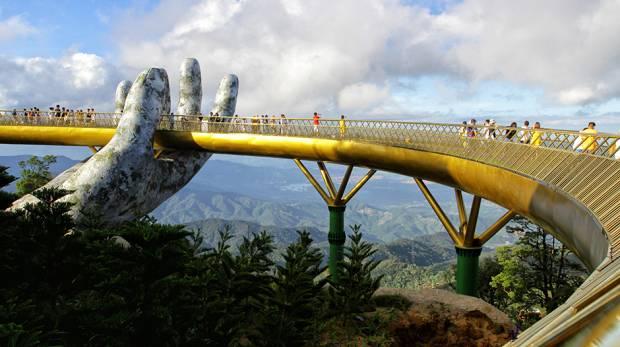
1, 187, 401, 346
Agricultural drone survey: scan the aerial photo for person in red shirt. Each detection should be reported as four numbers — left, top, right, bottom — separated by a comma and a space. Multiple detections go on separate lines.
313, 112, 320, 133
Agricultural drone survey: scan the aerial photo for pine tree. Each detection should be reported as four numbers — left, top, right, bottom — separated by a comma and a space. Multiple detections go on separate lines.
328, 225, 383, 318
264, 230, 327, 346
0, 187, 75, 345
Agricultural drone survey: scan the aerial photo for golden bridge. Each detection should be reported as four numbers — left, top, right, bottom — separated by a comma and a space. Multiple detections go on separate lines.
1, 112, 619, 345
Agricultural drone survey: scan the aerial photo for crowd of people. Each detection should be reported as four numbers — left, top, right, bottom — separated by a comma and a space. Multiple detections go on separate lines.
459, 118, 544, 144
194, 112, 348, 137
10, 105, 98, 124
181, 112, 346, 138
169, 113, 293, 134
3, 107, 618, 159
458, 118, 619, 158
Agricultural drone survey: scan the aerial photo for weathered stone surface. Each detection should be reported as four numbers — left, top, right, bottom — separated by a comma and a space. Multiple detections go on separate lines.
211, 74, 239, 118
177, 58, 202, 115
9, 58, 240, 226
114, 80, 133, 114
156, 58, 212, 193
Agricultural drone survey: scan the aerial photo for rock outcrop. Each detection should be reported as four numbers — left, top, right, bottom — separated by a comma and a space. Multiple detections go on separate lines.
376, 288, 515, 347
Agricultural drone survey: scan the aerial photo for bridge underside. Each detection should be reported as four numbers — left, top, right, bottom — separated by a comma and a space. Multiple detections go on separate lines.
0, 125, 618, 345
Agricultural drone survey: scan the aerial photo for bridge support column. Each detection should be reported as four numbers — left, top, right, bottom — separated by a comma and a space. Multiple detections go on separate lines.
294, 159, 375, 283
328, 205, 346, 281
455, 246, 482, 296
414, 178, 516, 297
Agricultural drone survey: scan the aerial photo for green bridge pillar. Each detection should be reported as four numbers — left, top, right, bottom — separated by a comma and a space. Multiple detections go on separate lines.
328, 205, 346, 282
455, 246, 482, 296
415, 180, 516, 297
293, 159, 376, 283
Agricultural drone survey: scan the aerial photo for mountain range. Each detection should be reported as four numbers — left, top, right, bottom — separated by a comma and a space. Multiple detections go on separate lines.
0, 154, 517, 247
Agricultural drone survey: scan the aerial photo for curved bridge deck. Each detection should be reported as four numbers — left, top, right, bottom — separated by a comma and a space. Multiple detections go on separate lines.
1, 113, 619, 345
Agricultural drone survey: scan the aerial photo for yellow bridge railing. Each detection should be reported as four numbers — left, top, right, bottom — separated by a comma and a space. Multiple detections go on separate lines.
1, 110, 619, 159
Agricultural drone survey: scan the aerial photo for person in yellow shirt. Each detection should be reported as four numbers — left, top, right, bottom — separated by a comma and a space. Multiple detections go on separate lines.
339, 115, 346, 138
530, 122, 543, 146
459, 121, 467, 137
578, 122, 598, 153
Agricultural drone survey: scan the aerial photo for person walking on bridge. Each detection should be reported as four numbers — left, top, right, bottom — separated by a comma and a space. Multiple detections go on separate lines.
481, 119, 491, 139
505, 122, 518, 141
280, 114, 288, 135
168, 112, 175, 130
313, 112, 320, 134
531, 122, 543, 146
339, 115, 346, 138
459, 121, 467, 137
488, 119, 497, 139
578, 122, 598, 154
466, 118, 477, 137
520, 120, 531, 144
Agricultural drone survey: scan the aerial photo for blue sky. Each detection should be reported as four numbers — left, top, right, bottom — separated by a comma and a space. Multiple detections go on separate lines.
1, 0, 619, 148
0, 0, 169, 57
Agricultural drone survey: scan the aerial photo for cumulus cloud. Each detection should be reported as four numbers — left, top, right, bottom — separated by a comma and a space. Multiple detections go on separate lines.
3, 0, 620, 119
0, 53, 121, 110
338, 83, 390, 111
62, 53, 109, 89
110, 0, 620, 117
0, 15, 36, 42
438, 0, 620, 105
113, 0, 444, 116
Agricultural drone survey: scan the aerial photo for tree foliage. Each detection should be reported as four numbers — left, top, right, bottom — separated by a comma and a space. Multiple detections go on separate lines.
0, 189, 384, 346
0, 165, 16, 209
328, 225, 383, 318
479, 215, 587, 329
15, 155, 57, 196
263, 231, 327, 346
375, 260, 454, 290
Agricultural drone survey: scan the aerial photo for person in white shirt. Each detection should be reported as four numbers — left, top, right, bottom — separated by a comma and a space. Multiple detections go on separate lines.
488, 119, 497, 139
481, 119, 491, 139
520, 120, 531, 144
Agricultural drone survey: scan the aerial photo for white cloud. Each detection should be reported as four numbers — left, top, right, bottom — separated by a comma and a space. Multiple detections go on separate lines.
338, 83, 390, 111
3, 0, 620, 124
439, 0, 620, 105
0, 53, 120, 110
113, 0, 443, 116
109, 0, 620, 117
62, 53, 109, 89
557, 86, 595, 105
0, 15, 36, 42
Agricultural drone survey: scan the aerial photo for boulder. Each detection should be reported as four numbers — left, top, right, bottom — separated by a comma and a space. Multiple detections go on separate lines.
376, 288, 515, 346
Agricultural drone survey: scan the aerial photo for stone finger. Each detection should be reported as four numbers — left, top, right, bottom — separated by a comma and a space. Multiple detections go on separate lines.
177, 58, 202, 115
114, 80, 133, 114
210, 74, 239, 120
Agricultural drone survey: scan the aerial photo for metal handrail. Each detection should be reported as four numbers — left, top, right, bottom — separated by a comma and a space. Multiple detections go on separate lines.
1, 110, 618, 159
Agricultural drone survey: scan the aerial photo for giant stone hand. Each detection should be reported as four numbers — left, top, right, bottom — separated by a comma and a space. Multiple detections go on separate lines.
10, 58, 239, 225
